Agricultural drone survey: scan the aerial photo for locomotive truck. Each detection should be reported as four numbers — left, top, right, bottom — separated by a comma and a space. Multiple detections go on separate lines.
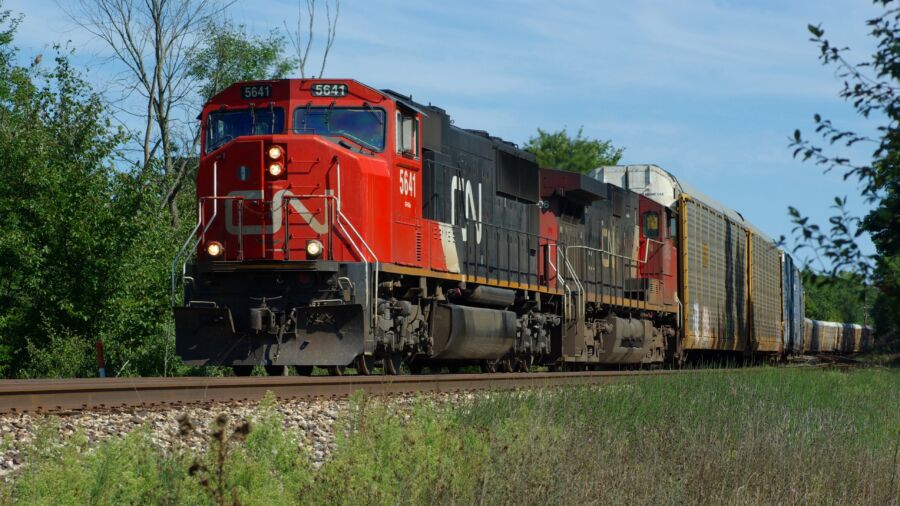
172, 78, 871, 375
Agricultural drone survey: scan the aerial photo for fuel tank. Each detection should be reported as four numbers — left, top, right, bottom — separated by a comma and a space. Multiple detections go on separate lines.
430, 303, 517, 360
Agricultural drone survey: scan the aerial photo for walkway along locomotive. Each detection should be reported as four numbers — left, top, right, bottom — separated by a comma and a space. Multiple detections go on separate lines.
172, 79, 871, 375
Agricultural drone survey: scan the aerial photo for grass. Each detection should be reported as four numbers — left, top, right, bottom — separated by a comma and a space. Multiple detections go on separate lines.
1, 367, 898, 505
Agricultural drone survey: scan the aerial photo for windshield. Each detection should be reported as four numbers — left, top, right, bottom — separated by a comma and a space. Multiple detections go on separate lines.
205, 107, 285, 153
292, 107, 385, 151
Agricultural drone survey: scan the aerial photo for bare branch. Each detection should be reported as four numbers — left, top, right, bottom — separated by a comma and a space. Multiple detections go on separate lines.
66, 0, 234, 226
285, 0, 339, 79
318, 0, 338, 78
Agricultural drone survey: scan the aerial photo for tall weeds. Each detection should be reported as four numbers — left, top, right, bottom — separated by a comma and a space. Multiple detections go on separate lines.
2, 369, 897, 505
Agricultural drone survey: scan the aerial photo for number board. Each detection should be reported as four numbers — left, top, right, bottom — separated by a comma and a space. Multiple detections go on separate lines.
241, 85, 272, 100
311, 83, 349, 97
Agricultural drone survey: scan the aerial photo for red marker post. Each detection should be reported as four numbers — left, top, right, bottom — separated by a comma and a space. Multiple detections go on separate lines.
95, 340, 106, 378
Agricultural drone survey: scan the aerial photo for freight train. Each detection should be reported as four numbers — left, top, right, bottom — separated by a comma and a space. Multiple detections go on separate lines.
172, 78, 873, 375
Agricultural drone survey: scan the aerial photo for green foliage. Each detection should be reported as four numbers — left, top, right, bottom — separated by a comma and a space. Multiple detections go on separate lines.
790, 2, 900, 347
4, 397, 309, 505
0, 3, 304, 378
3, 370, 898, 504
523, 127, 623, 173
189, 20, 296, 101
0, 29, 130, 377
96, 172, 183, 377
10, 424, 197, 505
314, 391, 490, 504
802, 270, 875, 324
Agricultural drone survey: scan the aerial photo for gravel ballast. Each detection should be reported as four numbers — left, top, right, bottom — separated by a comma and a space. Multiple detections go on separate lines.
0, 391, 481, 478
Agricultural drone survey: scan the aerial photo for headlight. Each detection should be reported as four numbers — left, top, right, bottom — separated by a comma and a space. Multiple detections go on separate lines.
206, 241, 224, 257
306, 239, 323, 258
268, 162, 284, 177
267, 145, 283, 160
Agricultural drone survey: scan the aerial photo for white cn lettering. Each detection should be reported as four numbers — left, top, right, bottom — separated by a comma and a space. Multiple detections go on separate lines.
449, 175, 482, 244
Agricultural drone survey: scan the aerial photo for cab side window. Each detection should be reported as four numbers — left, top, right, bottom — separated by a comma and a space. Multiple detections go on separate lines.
642, 211, 660, 239
396, 111, 418, 157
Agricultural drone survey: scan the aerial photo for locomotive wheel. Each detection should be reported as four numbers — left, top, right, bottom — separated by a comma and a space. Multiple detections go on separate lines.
293, 365, 314, 376
355, 355, 378, 376
384, 354, 403, 375
327, 366, 345, 376
517, 356, 532, 373
500, 358, 516, 373
265, 365, 286, 376
232, 365, 253, 377
480, 360, 497, 374
407, 359, 425, 375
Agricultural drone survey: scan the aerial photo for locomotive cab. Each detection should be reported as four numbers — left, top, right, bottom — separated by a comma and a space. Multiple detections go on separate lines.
194, 79, 422, 264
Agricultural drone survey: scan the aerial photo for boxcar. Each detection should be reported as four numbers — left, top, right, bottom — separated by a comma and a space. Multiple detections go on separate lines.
593, 164, 785, 357
805, 320, 839, 353
678, 195, 749, 352
839, 323, 865, 353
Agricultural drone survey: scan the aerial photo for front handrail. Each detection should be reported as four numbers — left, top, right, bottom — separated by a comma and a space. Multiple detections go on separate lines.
171, 161, 218, 304
280, 194, 335, 261
334, 158, 379, 329
172, 222, 202, 304
199, 195, 245, 255
170, 159, 381, 333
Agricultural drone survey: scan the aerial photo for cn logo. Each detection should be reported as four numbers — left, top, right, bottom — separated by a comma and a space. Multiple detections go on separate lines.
223, 189, 328, 237
449, 175, 482, 244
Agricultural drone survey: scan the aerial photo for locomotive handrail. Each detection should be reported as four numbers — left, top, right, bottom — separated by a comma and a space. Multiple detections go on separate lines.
457, 217, 549, 241
565, 244, 642, 265
279, 186, 382, 336
641, 238, 665, 266
172, 222, 202, 304
564, 244, 642, 310
199, 195, 246, 255
334, 158, 380, 330
171, 161, 219, 304
280, 194, 335, 261
558, 248, 585, 323
444, 216, 555, 290
547, 243, 572, 325
173, 195, 247, 304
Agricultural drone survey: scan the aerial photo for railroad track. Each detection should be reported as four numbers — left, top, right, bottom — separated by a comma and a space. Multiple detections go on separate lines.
0, 370, 675, 414
0, 365, 840, 414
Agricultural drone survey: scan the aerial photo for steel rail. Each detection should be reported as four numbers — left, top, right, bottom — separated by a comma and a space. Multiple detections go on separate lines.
0, 368, 784, 414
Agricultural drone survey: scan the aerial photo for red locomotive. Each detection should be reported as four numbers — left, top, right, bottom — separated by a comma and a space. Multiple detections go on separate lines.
173, 78, 869, 376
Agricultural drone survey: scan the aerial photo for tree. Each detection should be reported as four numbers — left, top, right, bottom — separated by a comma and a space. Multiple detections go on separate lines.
188, 20, 295, 102
0, 4, 132, 377
789, 1, 900, 346
68, 0, 233, 226
524, 127, 624, 173
285, 0, 340, 79
802, 270, 875, 324
0, 2, 341, 378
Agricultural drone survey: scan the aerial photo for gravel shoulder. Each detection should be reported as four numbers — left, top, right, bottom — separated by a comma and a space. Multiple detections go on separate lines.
0, 391, 482, 479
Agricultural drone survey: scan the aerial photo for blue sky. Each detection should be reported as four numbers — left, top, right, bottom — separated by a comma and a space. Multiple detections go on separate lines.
7, 0, 884, 265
